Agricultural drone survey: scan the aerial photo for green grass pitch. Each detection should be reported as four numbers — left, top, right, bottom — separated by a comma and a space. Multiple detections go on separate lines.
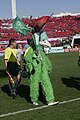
0, 52, 80, 120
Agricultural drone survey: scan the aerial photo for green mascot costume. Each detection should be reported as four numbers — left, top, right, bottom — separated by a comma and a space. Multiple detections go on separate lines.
24, 31, 58, 105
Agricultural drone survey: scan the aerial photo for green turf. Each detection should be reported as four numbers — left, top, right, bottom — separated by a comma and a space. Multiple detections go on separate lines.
0, 52, 80, 120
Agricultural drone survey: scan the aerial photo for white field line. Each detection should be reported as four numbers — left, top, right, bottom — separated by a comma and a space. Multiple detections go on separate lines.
0, 97, 80, 118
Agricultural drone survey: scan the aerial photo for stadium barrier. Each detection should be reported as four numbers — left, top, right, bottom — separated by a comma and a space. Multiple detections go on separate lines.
0, 45, 79, 56
64, 48, 79, 52
49, 47, 64, 53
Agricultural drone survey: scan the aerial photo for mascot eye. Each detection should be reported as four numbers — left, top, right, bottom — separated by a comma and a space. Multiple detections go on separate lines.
43, 39, 45, 41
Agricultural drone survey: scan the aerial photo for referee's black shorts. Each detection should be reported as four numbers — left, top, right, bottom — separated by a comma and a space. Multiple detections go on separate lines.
7, 62, 21, 77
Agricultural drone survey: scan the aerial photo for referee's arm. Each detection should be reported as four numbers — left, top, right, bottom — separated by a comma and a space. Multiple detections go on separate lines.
4, 59, 8, 68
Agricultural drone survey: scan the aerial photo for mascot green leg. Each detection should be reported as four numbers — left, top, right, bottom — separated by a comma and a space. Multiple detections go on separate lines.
41, 71, 55, 103
30, 66, 41, 102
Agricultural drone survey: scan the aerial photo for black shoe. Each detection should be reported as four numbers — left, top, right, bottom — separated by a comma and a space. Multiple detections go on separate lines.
11, 91, 16, 99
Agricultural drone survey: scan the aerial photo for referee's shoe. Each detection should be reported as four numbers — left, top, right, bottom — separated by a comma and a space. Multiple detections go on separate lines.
11, 91, 16, 99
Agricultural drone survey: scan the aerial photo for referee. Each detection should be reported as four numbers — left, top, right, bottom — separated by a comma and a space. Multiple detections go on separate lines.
4, 38, 21, 98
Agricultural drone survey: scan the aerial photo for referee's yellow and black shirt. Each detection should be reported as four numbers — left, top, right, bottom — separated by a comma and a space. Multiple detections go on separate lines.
4, 47, 18, 62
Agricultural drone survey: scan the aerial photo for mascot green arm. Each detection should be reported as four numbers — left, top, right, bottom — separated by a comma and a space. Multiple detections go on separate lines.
24, 47, 34, 72
24, 47, 40, 72
41, 51, 52, 72
46, 55, 52, 72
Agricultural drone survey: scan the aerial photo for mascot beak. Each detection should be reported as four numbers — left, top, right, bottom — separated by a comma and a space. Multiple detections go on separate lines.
40, 40, 51, 48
